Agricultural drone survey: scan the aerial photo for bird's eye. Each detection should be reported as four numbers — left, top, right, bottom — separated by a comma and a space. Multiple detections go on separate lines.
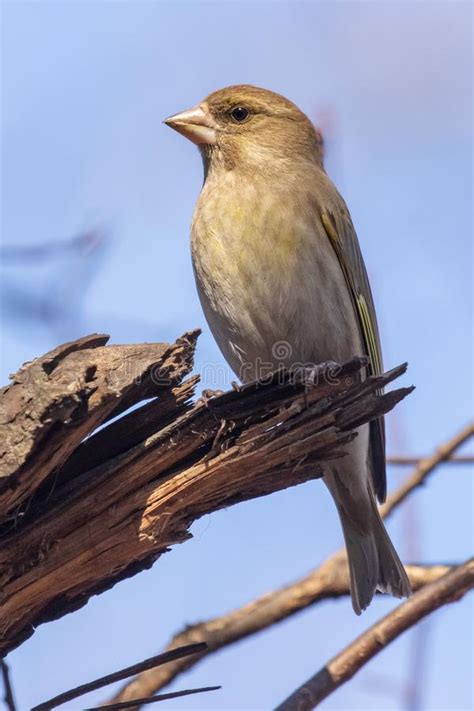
230, 106, 250, 123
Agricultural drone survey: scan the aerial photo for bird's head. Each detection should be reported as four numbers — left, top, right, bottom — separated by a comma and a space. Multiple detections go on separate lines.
164, 85, 323, 175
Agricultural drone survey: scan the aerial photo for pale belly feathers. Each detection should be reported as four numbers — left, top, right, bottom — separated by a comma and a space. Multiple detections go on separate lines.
191, 172, 363, 383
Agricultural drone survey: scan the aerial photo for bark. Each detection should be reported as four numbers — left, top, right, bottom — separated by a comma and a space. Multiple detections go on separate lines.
0, 332, 412, 657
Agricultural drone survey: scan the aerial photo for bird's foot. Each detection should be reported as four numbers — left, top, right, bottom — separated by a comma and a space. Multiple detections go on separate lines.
291, 361, 341, 407
293, 361, 341, 389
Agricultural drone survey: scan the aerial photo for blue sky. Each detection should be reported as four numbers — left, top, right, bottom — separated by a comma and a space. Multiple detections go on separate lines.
1, 1, 472, 709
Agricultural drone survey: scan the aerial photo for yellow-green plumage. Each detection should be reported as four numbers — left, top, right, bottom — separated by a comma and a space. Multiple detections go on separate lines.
167, 84, 411, 614
192, 157, 368, 382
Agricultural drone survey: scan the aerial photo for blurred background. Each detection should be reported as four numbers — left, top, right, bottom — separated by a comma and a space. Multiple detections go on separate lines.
1, 1, 472, 709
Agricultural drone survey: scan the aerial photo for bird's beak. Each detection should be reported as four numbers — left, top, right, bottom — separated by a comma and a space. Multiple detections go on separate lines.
164, 104, 217, 146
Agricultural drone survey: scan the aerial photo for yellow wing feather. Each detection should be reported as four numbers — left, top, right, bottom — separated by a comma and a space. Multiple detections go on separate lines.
321, 208, 387, 502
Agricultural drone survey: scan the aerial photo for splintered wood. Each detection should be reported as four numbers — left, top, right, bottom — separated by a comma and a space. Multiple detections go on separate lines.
0, 332, 412, 655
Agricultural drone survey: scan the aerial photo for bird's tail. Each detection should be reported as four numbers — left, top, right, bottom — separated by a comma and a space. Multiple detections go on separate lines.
327, 477, 412, 614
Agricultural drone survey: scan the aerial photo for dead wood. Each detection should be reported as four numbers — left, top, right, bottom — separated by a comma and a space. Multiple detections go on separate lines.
0, 332, 412, 656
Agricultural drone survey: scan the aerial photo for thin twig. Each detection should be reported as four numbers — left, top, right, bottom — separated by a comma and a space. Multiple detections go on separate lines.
387, 454, 473, 465
112, 424, 472, 705
85, 686, 221, 710
31, 643, 208, 711
381, 422, 473, 517
0, 660, 17, 711
275, 559, 474, 710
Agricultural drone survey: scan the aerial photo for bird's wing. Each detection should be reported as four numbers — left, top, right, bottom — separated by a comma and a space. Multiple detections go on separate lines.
320, 205, 387, 503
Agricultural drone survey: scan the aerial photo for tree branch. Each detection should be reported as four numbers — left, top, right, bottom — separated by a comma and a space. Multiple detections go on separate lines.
0, 334, 413, 657
86, 687, 221, 711
1, 659, 17, 711
111, 423, 472, 705
387, 454, 473, 465
110, 564, 451, 705
275, 559, 474, 710
380, 422, 473, 517
31, 644, 210, 711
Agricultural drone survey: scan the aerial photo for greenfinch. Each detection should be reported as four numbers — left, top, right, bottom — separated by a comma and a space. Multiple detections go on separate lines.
165, 85, 411, 614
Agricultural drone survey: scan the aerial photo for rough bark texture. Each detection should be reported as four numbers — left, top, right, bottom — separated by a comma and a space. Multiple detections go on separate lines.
0, 332, 413, 657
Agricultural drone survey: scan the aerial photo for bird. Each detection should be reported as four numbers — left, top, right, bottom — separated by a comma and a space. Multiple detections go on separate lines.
165, 84, 411, 614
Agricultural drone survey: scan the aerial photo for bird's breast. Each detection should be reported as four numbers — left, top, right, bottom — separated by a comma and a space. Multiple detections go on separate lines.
191, 173, 360, 380
192, 178, 303, 296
